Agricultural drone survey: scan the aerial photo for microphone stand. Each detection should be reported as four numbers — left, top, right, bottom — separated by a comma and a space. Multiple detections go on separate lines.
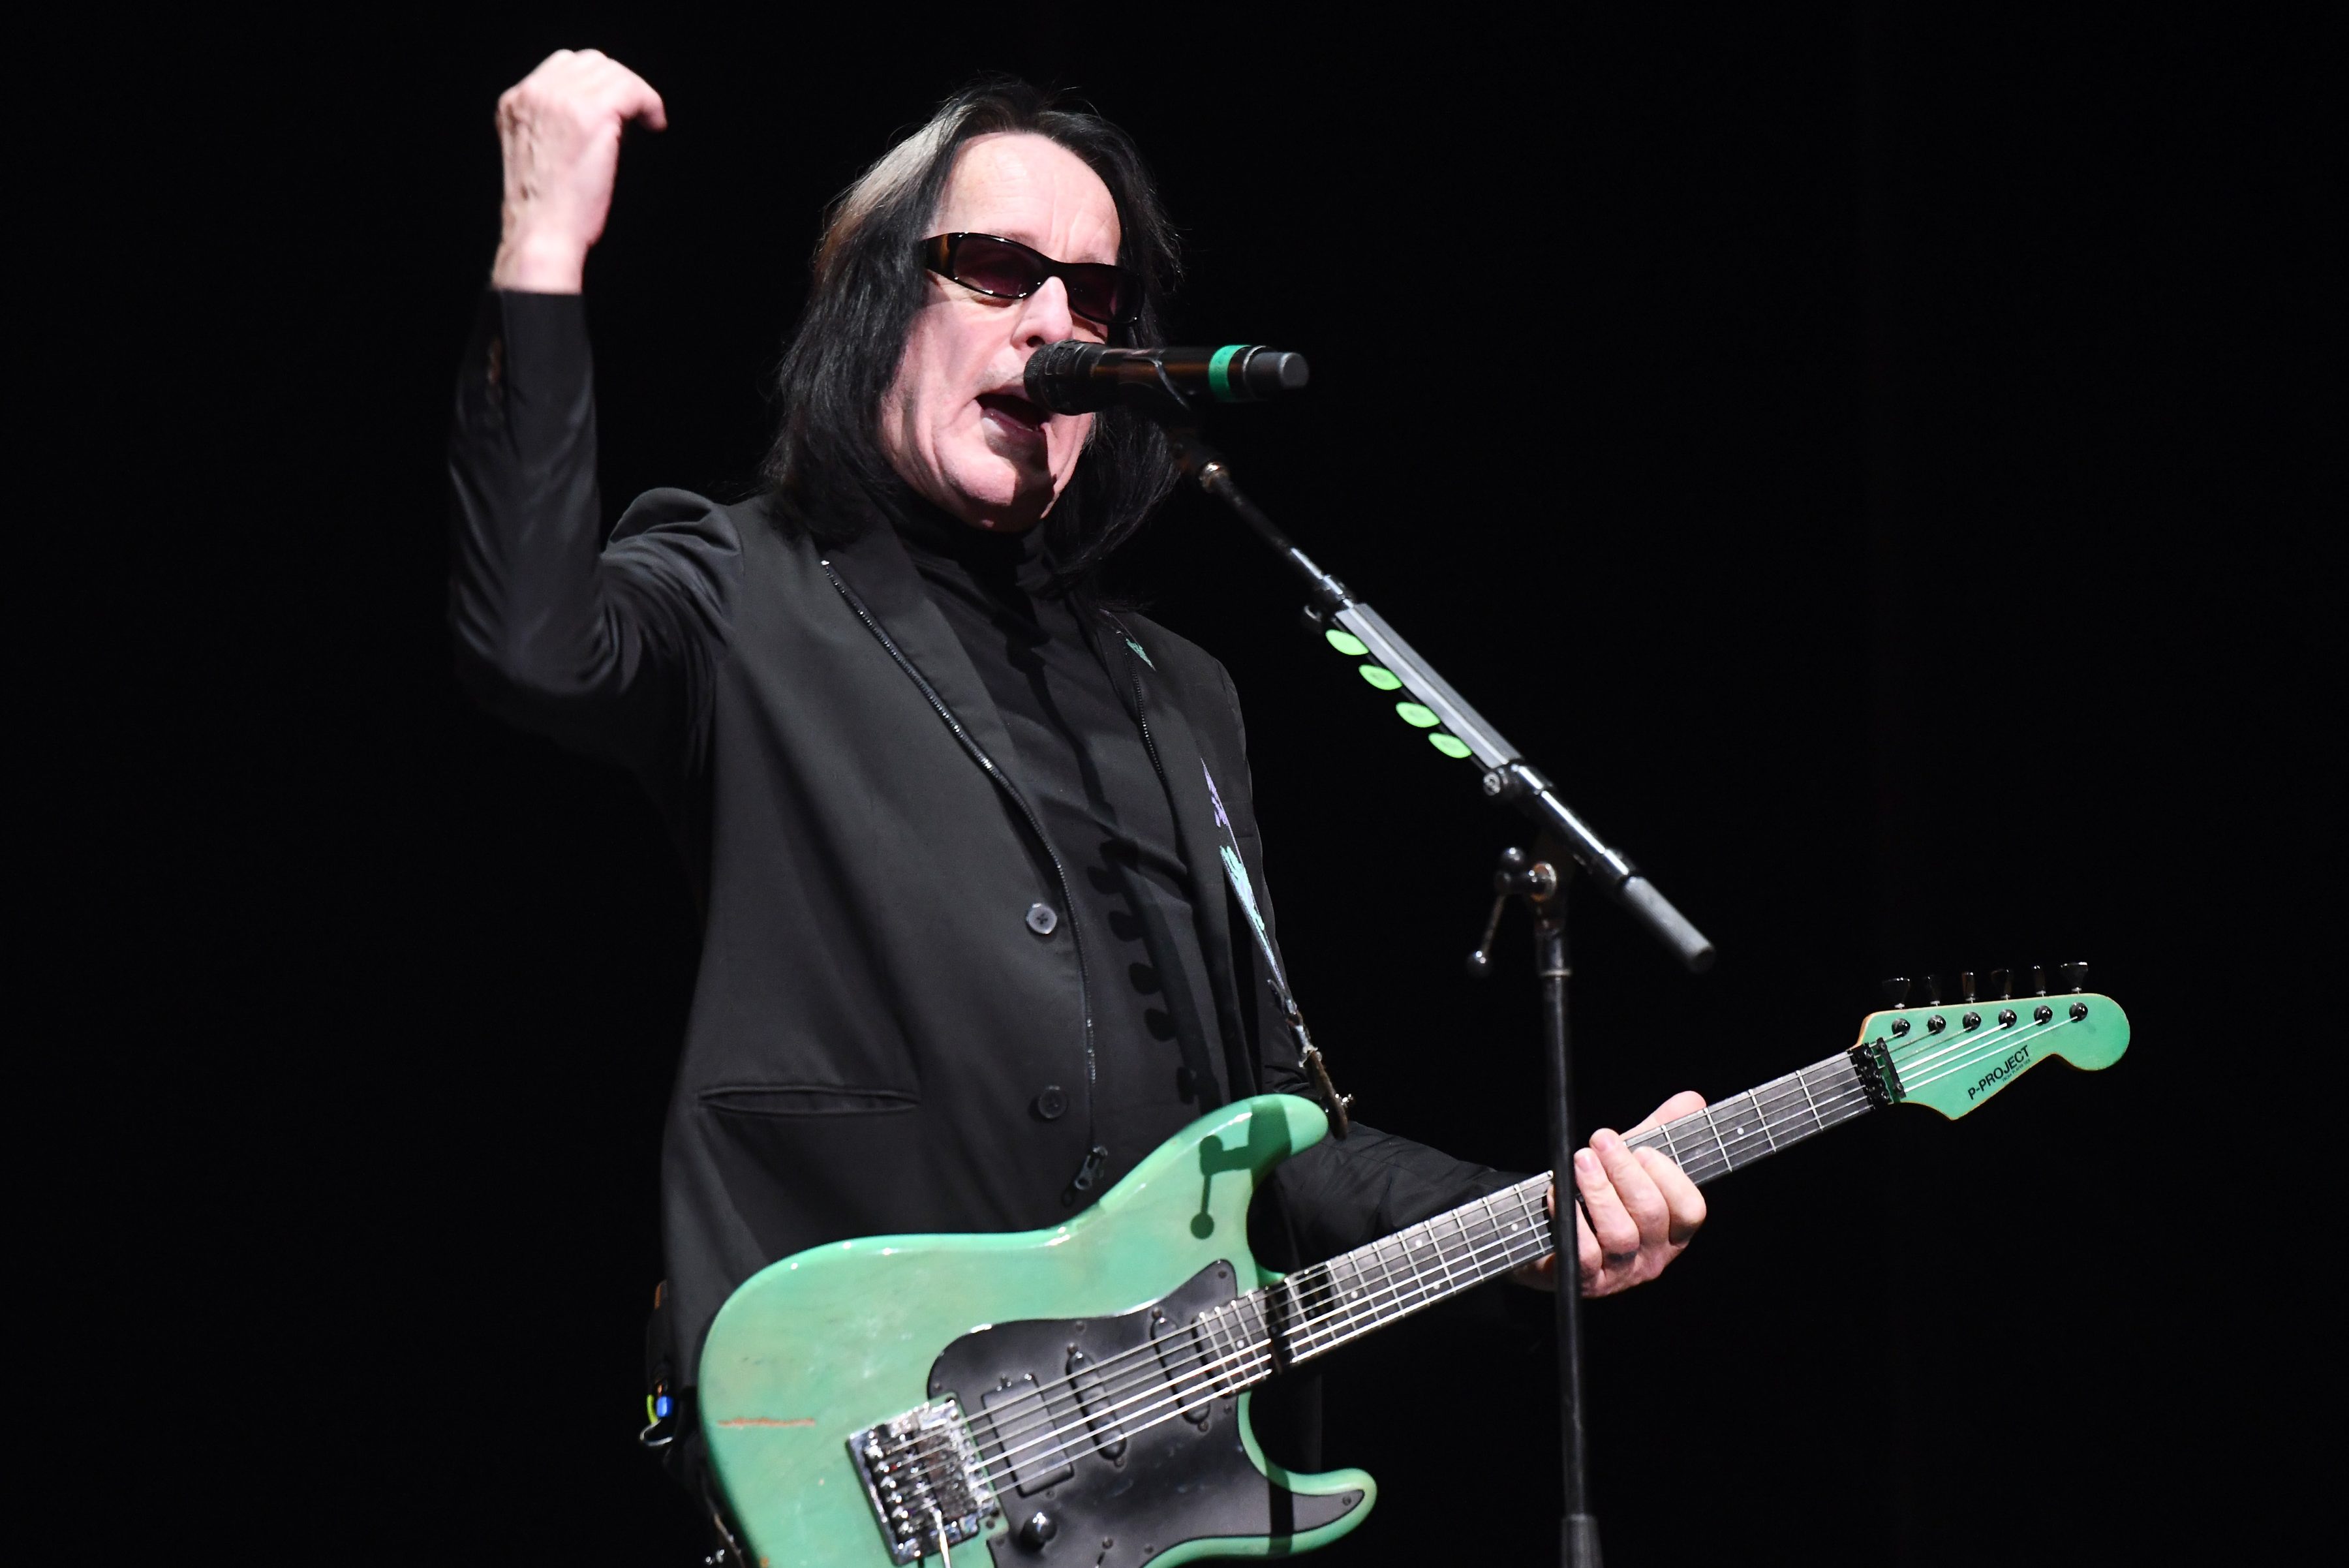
1152, 415, 1715, 1568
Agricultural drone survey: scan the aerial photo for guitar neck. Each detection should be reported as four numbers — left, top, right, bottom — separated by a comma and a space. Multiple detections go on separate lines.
1197, 1050, 1880, 1379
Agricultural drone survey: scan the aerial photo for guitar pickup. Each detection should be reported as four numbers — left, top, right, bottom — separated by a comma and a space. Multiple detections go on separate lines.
979, 1374, 1075, 1496
1150, 1308, 1221, 1430
1066, 1347, 1128, 1458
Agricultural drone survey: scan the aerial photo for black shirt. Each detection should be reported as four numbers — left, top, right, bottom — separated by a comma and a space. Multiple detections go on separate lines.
895, 504, 1231, 1191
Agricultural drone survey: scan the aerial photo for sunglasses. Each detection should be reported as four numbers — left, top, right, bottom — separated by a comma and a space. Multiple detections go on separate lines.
921, 232, 1141, 327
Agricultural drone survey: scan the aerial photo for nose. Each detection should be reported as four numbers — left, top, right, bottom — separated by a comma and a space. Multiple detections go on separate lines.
1015, 276, 1079, 349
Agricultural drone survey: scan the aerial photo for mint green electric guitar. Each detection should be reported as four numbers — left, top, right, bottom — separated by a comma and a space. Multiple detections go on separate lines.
698, 974, 2129, 1566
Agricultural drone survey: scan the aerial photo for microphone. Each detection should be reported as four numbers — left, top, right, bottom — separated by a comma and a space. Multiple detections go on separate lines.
1026, 342, 1310, 415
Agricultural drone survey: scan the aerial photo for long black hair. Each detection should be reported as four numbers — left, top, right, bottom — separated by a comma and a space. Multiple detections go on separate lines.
761, 80, 1181, 587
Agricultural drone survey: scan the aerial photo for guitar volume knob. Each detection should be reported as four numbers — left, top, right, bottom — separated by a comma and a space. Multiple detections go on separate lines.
1020, 1511, 1059, 1550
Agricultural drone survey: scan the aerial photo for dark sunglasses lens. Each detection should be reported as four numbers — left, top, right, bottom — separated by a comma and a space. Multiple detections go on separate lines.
951, 236, 1044, 298
1062, 265, 1132, 324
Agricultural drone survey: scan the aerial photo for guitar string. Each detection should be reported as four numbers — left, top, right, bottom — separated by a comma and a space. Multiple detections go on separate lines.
972, 1076, 1888, 1488
969, 1058, 1871, 1440
972, 1030, 2048, 1473
964, 1175, 1578, 1469
970, 1214, 1570, 1486
968, 1017, 2094, 1483
949, 1009, 2103, 1472
962, 1068, 1881, 1457
959, 1184, 1556, 1455
1894, 1016, 2078, 1090
973, 1146, 1753, 1486
968, 1194, 1567, 1476
1882, 1011, 2074, 1080
1285, 1081, 1891, 1362
968, 1229, 1531, 1487
966, 1062, 1863, 1446
1227, 1070, 1888, 1366
1281, 1073, 1885, 1361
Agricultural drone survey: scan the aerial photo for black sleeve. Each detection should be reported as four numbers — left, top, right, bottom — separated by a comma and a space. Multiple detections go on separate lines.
1214, 667, 1526, 1263
446, 290, 739, 783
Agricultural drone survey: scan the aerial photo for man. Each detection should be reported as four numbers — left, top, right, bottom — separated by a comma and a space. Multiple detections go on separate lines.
452, 49, 1708, 1543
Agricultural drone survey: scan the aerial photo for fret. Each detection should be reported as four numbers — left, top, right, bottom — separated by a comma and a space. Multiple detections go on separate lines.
1436, 1209, 1473, 1293
1747, 1087, 1781, 1154
1713, 1090, 1765, 1171
1415, 1220, 1452, 1308
1236, 1295, 1266, 1355
1199, 1304, 1230, 1381
1321, 1064, 1875, 1360
1394, 1223, 1435, 1310
1766, 1079, 1805, 1143
1790, 1067, 1826, 1136
1810, 1054, 1872, 1128
1255, 1045, 1904, 1372
1302, 1264, 1337, 1321
1210, 1295, 1267, 1390
1499, 1184, 1544, 1269
1520, 1178, 1556, 1260
1475, 1191, 1515, 1272
1422, 1216, 1457, 1302
1459, 1205, 1499, 1272
1370, 1235, 1405, 1316
1700, 1107, 1734, 1177
1212, 1304, 1250, 1388
1392, 1234, 1424, 1315
1274, 1273, 1307, 1342
1327, 1253, 1362, 1312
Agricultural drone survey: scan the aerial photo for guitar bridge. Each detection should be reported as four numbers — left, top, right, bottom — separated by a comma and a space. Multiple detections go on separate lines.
847, 1398, 1000, 1564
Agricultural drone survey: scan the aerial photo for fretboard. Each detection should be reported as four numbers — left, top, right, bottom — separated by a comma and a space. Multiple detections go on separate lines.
1191, 1051, 1877, 1384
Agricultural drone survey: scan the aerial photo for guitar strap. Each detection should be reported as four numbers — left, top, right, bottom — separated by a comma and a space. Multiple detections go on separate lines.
1199, 759, 1353, 1138
1097, 609, 1353, 1139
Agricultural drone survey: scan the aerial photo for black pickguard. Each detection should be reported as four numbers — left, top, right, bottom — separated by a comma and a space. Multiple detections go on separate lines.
927, 1262, 1363, 1567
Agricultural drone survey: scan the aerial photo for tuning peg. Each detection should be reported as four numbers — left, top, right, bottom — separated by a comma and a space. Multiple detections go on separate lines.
2031, 965, 2047, 996
1991, 968, 2012, 1000
1880, 976, 1911, 1009
2057, 960, 2089, 994
1959, 970, 1978, 1004
1922, 974, 1942, 1006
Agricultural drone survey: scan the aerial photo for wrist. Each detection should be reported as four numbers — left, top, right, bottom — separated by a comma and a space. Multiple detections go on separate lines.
491, 224, 589, 293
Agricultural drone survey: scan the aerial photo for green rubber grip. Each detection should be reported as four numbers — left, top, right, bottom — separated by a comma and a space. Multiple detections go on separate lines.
1208, 344, 1245, 402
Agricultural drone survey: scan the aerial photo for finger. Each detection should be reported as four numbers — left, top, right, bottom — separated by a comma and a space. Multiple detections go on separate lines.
1592, 1128, 1669, 1246
622, 77, 668, 131
1574, 1201, 1604, 1286
594, 63, 668, 130
1511, 1251, 1559, 1292
572, 55, 666, 130
1573, 1144, 1640, 1263
1626, 1089, 1708, 1137
1634, 1145, 1707, 1245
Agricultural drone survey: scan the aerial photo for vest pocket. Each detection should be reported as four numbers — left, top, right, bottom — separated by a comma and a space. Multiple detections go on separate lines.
696, 1083, 919, 1116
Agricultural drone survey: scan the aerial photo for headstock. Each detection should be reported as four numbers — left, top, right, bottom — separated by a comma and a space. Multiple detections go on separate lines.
1852, 961, 2130, 1120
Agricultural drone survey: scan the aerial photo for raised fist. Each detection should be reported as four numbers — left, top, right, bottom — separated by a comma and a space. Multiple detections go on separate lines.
491, 49, 666, 293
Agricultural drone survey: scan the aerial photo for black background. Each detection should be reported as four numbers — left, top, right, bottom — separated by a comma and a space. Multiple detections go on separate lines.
63, 6, 2328, 1563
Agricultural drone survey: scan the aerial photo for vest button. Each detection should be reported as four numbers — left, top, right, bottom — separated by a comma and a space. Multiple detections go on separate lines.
1025, 902, 1059, 936
1033, 1085, 1068, 1121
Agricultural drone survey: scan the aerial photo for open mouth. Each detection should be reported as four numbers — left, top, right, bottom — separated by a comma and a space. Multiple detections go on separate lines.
977, 392, 1048, 440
